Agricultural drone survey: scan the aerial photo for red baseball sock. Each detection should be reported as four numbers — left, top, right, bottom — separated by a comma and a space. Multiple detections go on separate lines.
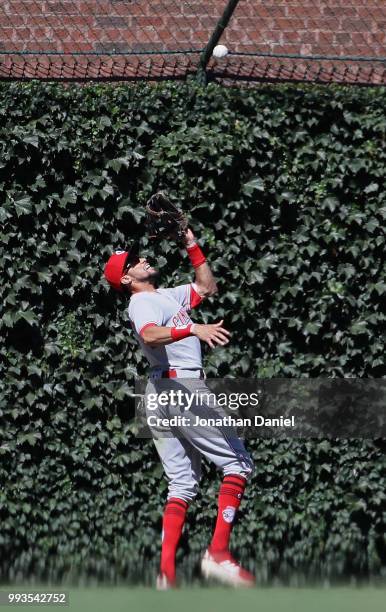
160, 497, 188, 583
209, 474, 247, 554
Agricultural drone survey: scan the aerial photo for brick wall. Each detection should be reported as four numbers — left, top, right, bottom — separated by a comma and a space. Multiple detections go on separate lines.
0, 1, 385, 82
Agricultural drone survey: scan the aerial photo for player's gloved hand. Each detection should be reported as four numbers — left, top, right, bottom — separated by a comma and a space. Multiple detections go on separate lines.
191, 320, 231, 349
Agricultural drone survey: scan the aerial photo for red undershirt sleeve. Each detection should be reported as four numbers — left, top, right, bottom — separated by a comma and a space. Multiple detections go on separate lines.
190, 283, 203, 309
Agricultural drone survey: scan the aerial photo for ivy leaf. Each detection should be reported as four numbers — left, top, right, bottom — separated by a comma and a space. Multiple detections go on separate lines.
17, 311, 38, 326
99, 116, 112, 128
350, 321, 368, 335
22, 134, 39, 148
106, 157, 134, 172
364, 182, 379, 194
242, 177, 265, 195
13, 197, 32, 216
304, 322, 321, 335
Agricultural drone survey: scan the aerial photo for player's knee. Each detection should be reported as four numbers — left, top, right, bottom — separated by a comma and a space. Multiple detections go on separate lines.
224, 452, 254, 481
168, 478, 200, 503
245, 452, 254, 477
241, 457, 254, 480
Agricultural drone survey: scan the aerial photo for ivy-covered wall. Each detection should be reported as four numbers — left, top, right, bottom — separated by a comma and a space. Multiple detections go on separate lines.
0, 82, 385, 584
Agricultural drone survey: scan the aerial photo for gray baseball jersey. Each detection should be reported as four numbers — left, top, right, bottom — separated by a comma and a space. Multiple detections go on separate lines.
128, 283, 203, 370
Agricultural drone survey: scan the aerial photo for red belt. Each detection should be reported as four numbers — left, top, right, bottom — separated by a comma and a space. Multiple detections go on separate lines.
161, 369, 205, 379
161, 369, 177, 378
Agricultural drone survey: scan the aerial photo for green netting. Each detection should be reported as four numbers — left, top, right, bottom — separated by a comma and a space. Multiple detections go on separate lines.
0, 1, 385, 85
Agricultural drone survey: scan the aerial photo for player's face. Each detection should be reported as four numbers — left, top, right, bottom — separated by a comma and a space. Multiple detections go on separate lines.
124, 256, 158, 282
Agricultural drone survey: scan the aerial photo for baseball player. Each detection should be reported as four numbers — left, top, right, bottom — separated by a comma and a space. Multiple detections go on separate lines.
104, 228, 255, 588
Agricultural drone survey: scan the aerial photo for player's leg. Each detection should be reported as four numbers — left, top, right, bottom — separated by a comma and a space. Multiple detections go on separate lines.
167, 380, 255, 586
201, 469, 255, 586
197, 438, 255, 586
206, 435, 253, 552
153, 436, 201, 588
179, 433, 255, 584
145, 378, 202, 587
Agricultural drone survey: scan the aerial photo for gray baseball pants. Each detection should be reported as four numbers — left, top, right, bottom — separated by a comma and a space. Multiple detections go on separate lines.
146, 370, 254, 502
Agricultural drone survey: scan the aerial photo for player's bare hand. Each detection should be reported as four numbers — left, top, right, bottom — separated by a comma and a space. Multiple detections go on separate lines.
191, 320, 231, 349
184, 227, 196, 247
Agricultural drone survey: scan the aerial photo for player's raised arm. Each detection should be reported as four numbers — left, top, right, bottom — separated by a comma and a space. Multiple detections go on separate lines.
184, 228, 218, 298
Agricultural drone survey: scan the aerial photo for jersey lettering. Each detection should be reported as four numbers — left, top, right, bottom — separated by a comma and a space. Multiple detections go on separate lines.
172, 308, 190, 328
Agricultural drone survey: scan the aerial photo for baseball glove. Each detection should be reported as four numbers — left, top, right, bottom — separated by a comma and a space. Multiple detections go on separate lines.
145, 191, 188, 244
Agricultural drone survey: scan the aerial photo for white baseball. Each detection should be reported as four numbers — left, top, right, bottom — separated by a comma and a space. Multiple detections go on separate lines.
212, 44, 229, 59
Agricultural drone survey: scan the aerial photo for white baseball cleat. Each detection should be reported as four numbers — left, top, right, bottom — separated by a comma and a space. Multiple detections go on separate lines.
201, 550, 255, 587
156, 573, 175, 590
